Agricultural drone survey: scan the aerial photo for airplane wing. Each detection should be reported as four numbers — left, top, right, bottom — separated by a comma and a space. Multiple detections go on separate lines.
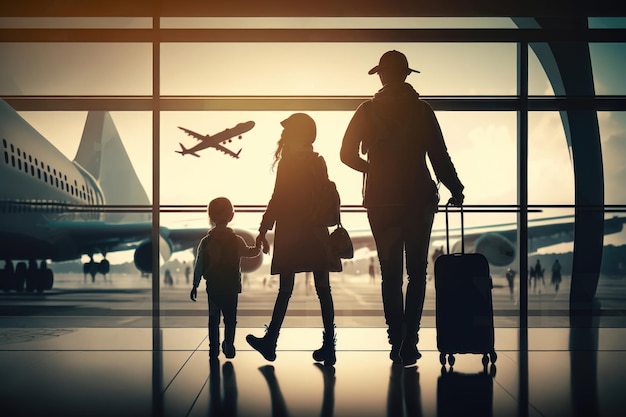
178, 127, 206, 141
345, 215, 626, 268
50, 220, 260, 272
54, 221, 218, 257
49, 221, 155, 259
214, 143, 242, 159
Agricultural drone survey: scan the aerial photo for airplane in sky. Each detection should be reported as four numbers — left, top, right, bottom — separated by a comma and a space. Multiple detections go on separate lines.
175, 121, 255, 158
0, 99, 261, 292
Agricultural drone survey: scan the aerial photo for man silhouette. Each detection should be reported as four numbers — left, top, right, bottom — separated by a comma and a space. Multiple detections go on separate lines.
340, 50, 464, 366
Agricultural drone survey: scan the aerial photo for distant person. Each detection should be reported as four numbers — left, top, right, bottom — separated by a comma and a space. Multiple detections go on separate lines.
430, 245, 445, 281
246, 113, 338, 366
505, 267, 516, 300
536, 259, 545, 287
369, 257, 377, 284
432, 245, 444, 263
531, 259, 545, 292
340, 50, 464, 366
305, 271, 313, 295
190, 197, 262, 360
164, 269, 173, 286
551, 259, 562, 292
184, 264, 191, 284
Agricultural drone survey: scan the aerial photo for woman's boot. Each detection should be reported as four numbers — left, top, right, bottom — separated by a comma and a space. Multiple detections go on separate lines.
312, 329, 336, 366
246, 325, 279, 361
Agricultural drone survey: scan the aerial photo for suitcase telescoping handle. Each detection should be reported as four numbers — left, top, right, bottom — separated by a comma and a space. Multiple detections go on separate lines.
444, 199, 464, 254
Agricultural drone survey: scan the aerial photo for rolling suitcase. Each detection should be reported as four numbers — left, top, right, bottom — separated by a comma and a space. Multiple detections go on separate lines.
434, 203, 497, 368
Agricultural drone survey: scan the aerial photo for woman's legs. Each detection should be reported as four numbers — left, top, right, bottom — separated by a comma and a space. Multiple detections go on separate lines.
313, 270, 334, 335
313, 270, 337, 365
267, 273, 295, 336
247, 273, 295, 361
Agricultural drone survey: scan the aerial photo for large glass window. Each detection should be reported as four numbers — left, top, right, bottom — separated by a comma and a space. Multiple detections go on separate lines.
598, 111, 626, 323
0, 43, 152, 96
1, 15, 625, 333
160, 43, 516, 96
590, 43, 626, 96
0, 106, 153, 329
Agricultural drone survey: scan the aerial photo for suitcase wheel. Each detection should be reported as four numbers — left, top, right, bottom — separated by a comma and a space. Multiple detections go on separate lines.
439, 353, 456, 366
478, 351, 498, 364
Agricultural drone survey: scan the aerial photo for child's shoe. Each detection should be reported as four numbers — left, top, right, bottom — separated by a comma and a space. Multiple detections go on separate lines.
222, 341, 236, 359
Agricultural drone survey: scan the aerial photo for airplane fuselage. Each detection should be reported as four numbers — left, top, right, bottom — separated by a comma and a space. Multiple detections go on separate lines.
0, 100, 105, 262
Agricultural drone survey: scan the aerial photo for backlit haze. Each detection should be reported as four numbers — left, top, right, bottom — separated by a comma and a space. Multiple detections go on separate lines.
1, 17, 625, 262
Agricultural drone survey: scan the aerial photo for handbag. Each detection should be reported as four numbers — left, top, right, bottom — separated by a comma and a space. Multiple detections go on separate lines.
329, 223, 353, 259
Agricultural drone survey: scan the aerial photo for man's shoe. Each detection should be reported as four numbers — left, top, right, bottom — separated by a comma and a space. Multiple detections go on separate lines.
400, 343, 422, 367
390, 344, 402, 364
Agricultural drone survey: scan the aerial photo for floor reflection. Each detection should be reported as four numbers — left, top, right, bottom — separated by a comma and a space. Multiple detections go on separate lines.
569, 305, 600, 417
387, 365, 423, 417
437, 366, 494, 417
2, 326, 626, 417
209, 359, 238, 417
257, 362, 336, 417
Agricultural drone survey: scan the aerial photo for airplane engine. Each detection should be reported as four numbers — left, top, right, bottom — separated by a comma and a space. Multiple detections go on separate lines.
133, 236, 173, 273
474, 233, 516, 267
236, 229, 264, 272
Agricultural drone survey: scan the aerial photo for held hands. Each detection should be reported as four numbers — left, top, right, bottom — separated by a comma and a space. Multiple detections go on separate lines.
190, 286, 197, 302
256, 232, 270, 254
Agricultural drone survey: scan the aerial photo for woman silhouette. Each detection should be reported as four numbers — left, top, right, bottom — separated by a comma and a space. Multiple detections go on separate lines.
247, 113, 338, 366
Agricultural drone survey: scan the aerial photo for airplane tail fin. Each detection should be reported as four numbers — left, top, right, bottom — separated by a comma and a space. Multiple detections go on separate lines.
175, 143, 200, 157
175, 143, 186, 155
73, 112, 150, 223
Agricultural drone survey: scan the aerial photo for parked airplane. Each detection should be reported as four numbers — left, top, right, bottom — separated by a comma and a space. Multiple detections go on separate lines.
175, 121, 255, 158
0, 99, 261, 292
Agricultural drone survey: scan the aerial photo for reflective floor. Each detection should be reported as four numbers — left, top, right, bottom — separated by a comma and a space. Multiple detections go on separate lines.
1, 326, 625, 417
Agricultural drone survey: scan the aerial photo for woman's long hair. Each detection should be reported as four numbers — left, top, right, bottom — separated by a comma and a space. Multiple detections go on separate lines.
272, 136, 286, 171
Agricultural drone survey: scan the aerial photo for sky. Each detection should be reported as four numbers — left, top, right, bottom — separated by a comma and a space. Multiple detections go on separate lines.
1, 17, 625, 262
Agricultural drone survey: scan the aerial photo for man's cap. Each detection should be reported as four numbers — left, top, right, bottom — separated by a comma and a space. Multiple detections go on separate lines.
280, 112, 316, 144
368, 50, 420, 75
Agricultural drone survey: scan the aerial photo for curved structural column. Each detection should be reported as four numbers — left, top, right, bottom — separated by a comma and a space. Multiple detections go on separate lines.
514, 17, 604, 311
